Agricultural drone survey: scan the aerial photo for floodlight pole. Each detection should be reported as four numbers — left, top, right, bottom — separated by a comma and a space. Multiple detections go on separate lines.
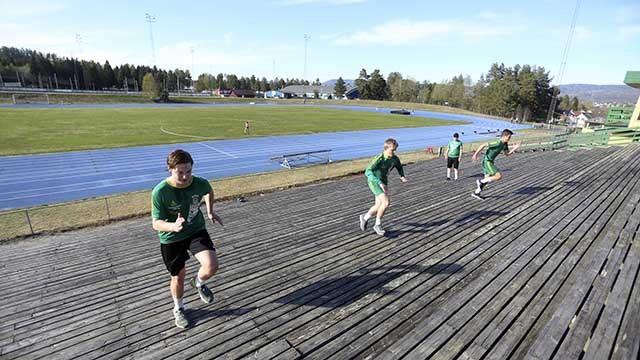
304, 34, 310, 82
145, 13, 157, 66
190, 46, 195, 90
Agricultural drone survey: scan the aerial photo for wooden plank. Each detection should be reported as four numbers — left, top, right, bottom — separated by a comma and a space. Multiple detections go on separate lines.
373, 149, 640, 359
322, 148, 630, 359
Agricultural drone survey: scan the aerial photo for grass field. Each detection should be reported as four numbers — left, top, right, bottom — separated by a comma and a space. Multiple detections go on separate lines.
0, 91, 488, 116
0, 106, 463, 155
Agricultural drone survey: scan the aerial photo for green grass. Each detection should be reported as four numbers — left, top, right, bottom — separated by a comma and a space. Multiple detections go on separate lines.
0, 106, 464, 155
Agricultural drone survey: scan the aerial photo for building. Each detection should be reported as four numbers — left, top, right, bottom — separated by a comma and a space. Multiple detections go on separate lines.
215, 88, 232, 97
264, 90, 285, 99
230, 89, 256, 98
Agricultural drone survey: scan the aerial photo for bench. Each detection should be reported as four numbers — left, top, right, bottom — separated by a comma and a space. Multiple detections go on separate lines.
270, 149, 332, 169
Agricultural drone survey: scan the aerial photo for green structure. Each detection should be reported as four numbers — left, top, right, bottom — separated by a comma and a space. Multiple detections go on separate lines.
625, 71, 640, 128
569, 71, 640, 148
606, 106, 633, 126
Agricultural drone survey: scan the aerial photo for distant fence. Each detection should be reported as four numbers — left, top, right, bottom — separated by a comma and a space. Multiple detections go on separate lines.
0, 87, 210, 97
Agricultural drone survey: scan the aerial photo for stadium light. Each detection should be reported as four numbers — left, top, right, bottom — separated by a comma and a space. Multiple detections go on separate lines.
304, 34, 310, 81
145, 13, 157, 66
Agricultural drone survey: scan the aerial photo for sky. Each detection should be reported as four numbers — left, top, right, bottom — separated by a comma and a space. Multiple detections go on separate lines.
1, 0, 638, 85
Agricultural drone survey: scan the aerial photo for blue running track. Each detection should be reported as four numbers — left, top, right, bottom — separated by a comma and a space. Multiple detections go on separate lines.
0, 104, 529, 210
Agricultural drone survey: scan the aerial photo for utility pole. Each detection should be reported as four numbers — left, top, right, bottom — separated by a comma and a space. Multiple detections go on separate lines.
74, 34, 82, 90
190, 46, 195, 90
145, 13, 157, 66
303, 34, 310, 82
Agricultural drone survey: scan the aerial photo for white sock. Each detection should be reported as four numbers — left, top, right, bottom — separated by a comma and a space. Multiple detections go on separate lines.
481, 178, 492, 184
173, 297, 184, 310
375, 218, 381, 226
454, 171, 458, 180
195, 276, 205, 288
363, 213, 371, 221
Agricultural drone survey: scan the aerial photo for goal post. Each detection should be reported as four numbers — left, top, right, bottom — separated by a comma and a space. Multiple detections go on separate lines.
11, 93, 50, 105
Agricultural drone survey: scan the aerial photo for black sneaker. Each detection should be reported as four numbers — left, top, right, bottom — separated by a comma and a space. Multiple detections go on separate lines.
191, 277, 214, 304
477, 179, 488, 190
471, 193, 486, 201
446, 177, 451, 181
173, 307, 190, 329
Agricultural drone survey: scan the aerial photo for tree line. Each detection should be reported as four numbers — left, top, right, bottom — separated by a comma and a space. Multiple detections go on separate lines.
352, 64, 583, 122
0, 47, 312, 93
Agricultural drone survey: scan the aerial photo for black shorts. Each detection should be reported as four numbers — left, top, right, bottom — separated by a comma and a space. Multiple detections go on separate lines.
160, 229, 215, 276
447, 157, 460, 169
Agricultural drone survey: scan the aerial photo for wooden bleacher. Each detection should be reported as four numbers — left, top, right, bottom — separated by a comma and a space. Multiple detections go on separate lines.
1, 145, 639, 359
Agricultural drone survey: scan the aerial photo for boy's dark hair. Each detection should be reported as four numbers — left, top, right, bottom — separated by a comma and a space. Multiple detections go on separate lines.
501, 129, 513, 137
384, 138, 399, 150
167, 149, 193, 169
453, 133, 459, 138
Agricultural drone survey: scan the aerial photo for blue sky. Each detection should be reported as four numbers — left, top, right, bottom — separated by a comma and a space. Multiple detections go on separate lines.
1, 0, 638, 85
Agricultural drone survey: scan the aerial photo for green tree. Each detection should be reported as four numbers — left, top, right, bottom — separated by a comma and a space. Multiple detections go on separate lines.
142, 72, 159, 99
571, 96, 580, 111
368, 69, 388, 100
334, 77, 347, 98
355, 68, 371, 99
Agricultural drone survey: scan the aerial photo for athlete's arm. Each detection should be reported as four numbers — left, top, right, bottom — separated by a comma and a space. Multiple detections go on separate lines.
153, 215, 184, 232
505, 142, 519, 156
472, 143, 488, 161
203, 189, 223, 225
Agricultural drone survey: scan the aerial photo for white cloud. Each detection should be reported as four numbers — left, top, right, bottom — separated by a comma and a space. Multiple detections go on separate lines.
0, 0, 66, 16
279, 0, 365, 5
619, 25, 640, 39
331, 19, 518, 46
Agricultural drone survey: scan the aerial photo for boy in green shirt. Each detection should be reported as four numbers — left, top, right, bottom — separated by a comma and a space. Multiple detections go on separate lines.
152, 149, 223, 329
445, 132, 463, 180
359, 138, 408, 236
471, 129, 520, 200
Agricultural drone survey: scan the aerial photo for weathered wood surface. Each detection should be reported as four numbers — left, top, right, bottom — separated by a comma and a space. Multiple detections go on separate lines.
1, 145, 639, 359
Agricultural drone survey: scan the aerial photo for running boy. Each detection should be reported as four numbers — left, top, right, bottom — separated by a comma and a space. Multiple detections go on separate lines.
152, 149, 223, 329
359, 138, 408, 236
445, 132, 463, 180
244, 121, 251, 135
472, 129, 520, 199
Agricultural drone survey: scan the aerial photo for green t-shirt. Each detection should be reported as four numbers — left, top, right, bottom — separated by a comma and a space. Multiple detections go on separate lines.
447, 140, 463, 158
365, 152, 404, 186
152, 176, 213, 244
484, 139, 509, 162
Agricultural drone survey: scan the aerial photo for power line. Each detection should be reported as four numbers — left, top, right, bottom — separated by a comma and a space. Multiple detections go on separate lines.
547, 0, 582, 126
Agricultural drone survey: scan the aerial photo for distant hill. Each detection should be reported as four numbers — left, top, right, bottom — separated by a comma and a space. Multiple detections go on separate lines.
558, 84, 640, 104
322, 79, 356, 88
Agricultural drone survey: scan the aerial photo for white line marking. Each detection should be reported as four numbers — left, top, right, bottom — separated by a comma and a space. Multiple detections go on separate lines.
160, 127, 218, 139
199, 142, 238, 158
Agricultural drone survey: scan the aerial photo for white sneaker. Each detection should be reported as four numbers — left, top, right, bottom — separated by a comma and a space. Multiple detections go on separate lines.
359, 214, 369, 231
173, 307, 190, 329
373, 224, 386, 236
